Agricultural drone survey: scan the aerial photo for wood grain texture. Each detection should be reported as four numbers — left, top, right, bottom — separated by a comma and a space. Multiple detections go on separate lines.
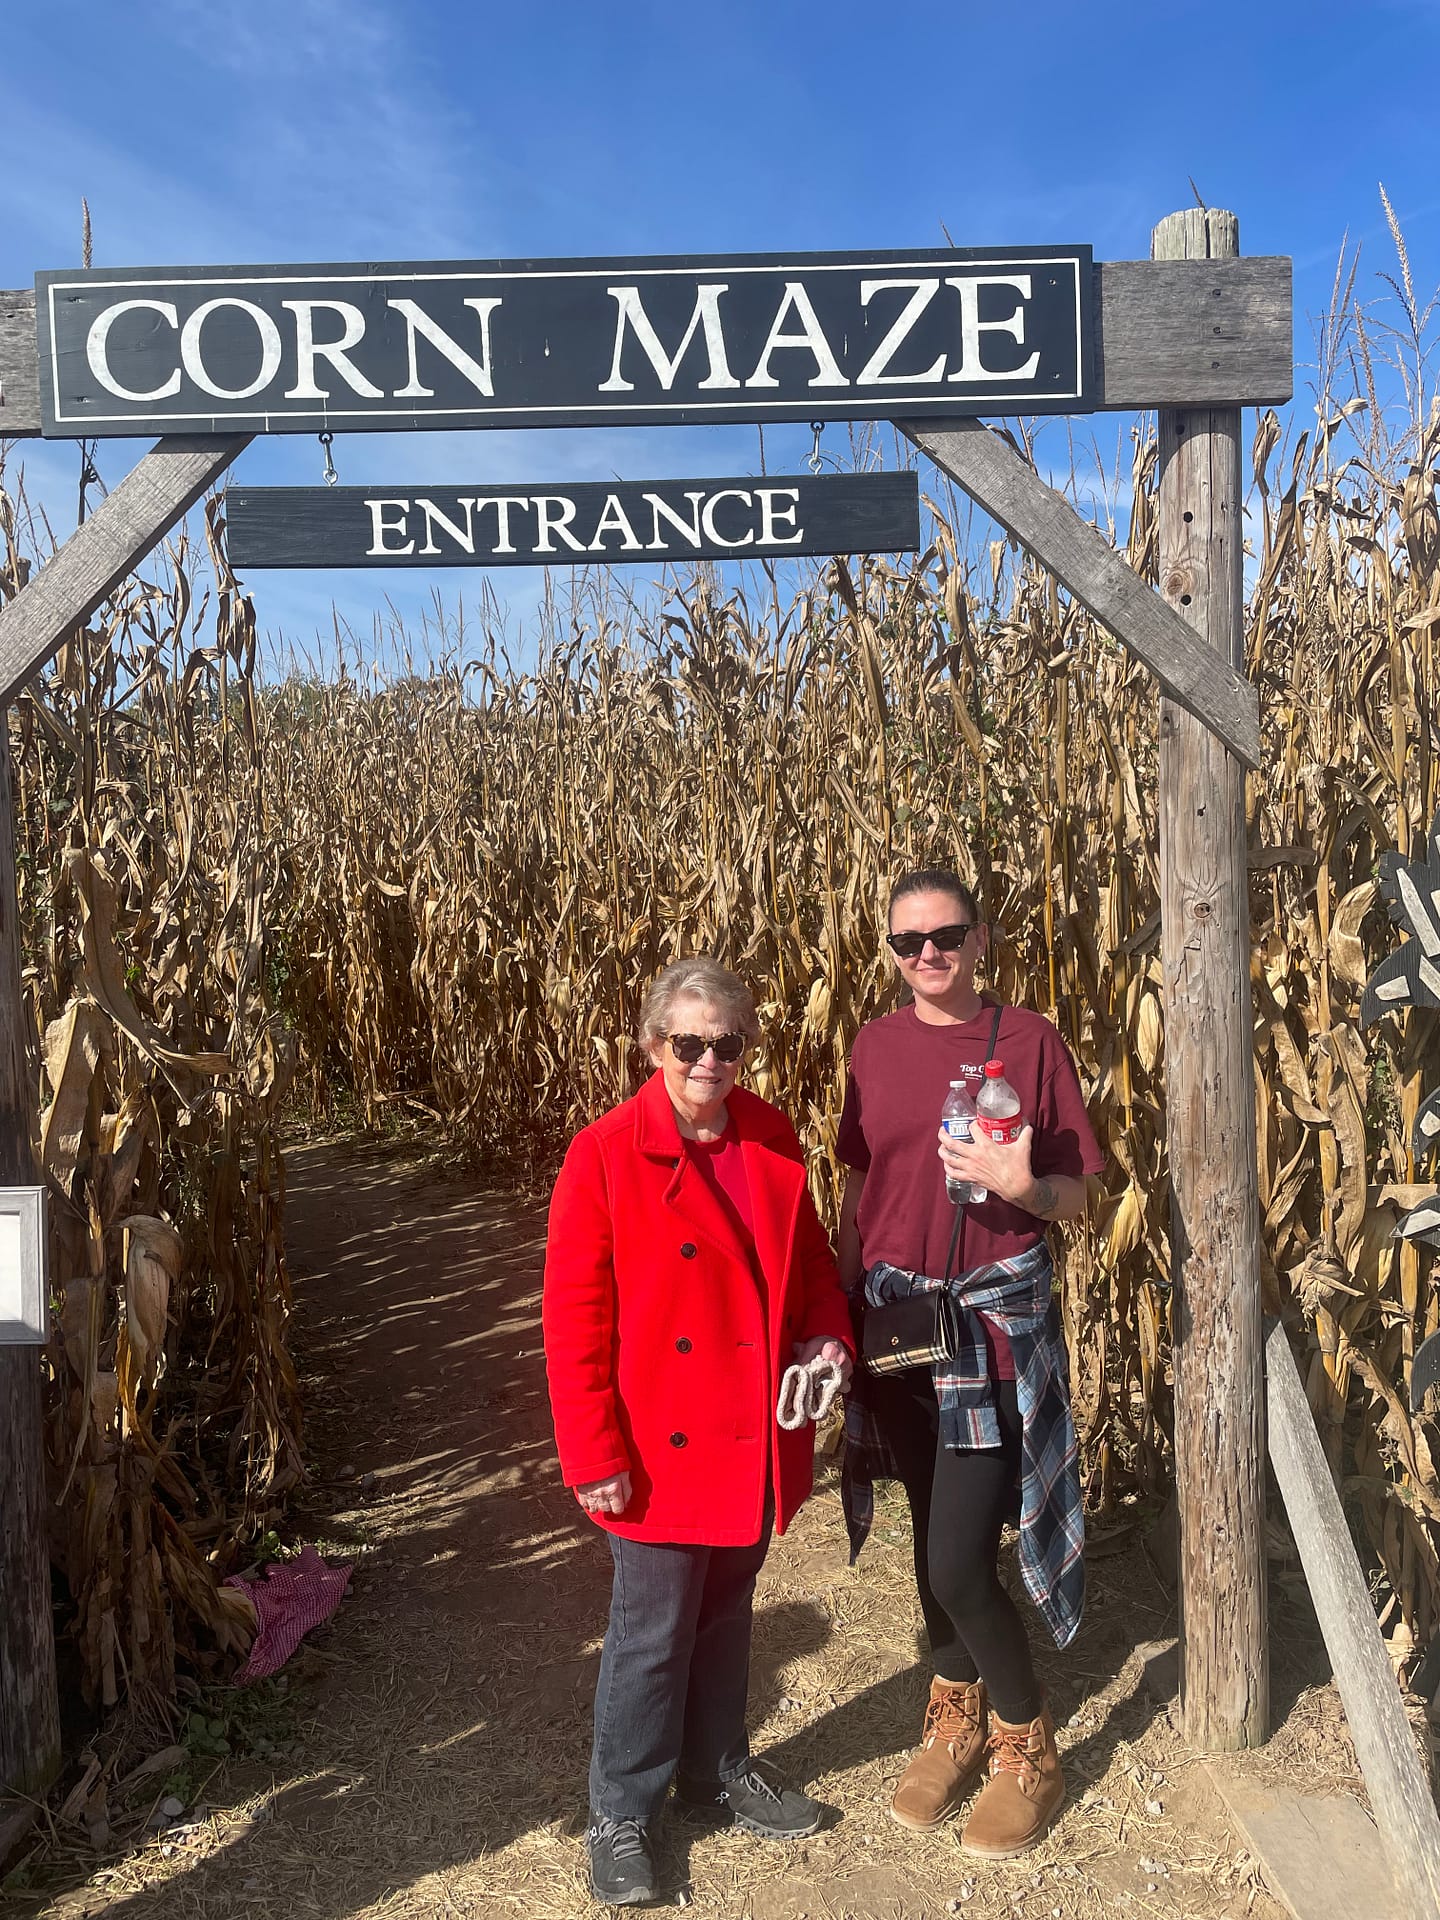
1207, 1769, 1408, 1920
901, 417, 1262, 767
0, 436, 249, 702
1154, 207, 1268, 1753
0, 727, 60, 1799
0, 289, 40, 437
1095, 257, 1291, 408
1265, 1318, 1440, 1919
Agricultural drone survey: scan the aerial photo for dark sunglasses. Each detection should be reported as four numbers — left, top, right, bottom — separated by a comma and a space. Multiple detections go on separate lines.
667, 1031, 747, 1065
885, 922, 976, 960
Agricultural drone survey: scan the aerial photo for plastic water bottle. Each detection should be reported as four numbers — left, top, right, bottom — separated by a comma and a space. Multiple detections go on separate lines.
941, 1079, 986, 1206
976, 1060, 1024, 1145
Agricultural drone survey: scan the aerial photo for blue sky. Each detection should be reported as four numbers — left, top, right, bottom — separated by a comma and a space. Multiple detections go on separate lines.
4, 0, 1438, 667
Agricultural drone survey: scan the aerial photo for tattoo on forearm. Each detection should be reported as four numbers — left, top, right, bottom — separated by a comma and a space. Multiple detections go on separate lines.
1032, 1178, 1060, 1219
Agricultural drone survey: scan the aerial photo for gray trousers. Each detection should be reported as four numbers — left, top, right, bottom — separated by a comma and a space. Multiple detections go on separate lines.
589, 1515, 773, 1823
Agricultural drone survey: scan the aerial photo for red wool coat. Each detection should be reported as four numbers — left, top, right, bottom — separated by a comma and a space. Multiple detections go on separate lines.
543, 1070, 853, 1546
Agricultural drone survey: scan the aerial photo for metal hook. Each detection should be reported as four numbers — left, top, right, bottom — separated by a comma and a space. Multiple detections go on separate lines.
807, 420, 824, 475
319, 430, 338, 487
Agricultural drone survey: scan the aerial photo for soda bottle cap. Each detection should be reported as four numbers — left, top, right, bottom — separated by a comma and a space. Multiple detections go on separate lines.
984, 1060, 1005, 1077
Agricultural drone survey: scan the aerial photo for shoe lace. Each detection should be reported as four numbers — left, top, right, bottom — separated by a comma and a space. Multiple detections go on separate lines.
923, 1683, 981, 1748
730, 1763, 781, 1806
592, 1817, 648, 1860
988, 1718, 1042, 1786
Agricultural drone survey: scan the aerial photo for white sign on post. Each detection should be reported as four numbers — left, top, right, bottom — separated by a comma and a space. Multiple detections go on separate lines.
0, 1186, 48, 1343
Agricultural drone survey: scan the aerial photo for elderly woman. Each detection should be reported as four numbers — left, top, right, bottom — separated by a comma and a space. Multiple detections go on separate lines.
839, 868, 1104, 1861
543, 955, 854, 1907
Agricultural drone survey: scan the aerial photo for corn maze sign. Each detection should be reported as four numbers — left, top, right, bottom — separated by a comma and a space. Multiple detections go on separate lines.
35, 246, 1093, 436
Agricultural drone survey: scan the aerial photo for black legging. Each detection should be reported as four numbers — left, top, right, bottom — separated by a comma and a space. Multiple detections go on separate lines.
868, 1365, 1043, 1725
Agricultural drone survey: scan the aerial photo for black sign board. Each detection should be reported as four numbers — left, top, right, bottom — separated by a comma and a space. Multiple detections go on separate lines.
37, 247, 1092, 438
225, 472, 920, 570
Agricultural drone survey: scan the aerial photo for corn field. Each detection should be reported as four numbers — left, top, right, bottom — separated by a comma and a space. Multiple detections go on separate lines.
2, 228, 1439, 1706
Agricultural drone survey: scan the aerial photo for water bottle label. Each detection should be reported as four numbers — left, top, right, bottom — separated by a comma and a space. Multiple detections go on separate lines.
978, 1115, 1024, 1145
942, 1118, 973, 1142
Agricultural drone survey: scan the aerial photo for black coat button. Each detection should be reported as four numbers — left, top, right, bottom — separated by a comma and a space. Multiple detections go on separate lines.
670, 1431, 688, 1448
680, 1242, 697, 1259
675, 1337, 693, 1353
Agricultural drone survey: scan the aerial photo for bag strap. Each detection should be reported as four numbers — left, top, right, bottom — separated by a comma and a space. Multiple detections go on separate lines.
943, 1002, 1006, 1283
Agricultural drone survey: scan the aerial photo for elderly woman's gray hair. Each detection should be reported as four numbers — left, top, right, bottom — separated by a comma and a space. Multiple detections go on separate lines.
638, 956, 760, 1050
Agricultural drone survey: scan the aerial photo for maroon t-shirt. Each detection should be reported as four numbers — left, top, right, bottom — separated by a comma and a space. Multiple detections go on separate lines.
836, 1002, 1105, 1378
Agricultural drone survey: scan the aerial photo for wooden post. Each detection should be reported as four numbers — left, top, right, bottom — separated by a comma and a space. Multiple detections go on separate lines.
0, 719, 59, 1802
1154, 206, 1268, 1750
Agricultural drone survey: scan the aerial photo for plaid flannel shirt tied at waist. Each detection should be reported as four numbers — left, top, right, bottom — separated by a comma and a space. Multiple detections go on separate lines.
842, 1238, 1085, 1649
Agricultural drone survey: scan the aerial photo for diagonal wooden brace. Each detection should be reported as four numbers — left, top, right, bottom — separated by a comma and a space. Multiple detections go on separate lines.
902, 418, 1262, 769
0, 435, 251, 704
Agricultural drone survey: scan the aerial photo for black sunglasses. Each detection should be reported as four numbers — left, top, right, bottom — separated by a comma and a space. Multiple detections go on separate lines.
667, 1031, 747, 1065
885, 922, 977, 960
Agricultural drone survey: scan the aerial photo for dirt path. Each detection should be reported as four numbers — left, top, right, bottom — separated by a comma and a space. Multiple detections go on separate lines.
28, 1140, 1347, 1919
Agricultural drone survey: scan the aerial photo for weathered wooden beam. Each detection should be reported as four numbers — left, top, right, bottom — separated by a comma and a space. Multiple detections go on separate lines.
0, 289, 41, 437
0, 435, 250, 703
0, 256, 1292, 443
1095, 256, 1291, 408
1265, 1317, 1440, 1918
1154, 206, 1268, 1753
902, 416, 1262, 767
0, 728, 59, 1802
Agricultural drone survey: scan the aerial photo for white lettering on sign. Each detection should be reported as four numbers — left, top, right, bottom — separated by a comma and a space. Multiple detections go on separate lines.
417, 497, 477, 556
481, 496, 535, 554
588, 494, 644, 552
532, 496, 587, 553
700, 489, 754, 548
356, 486, 819, 560
644, 491, 705, 549
599, 284, 739, 393
87, 298, 182, 401
757, 487, 803, 545
282, 299, 385, 400
946, 275, 1040, 383
181, 298, 284, 400
856, 280, 945, 386
747, 283, 849, 389
389, 297, 502, 399
366, 499, 415, 555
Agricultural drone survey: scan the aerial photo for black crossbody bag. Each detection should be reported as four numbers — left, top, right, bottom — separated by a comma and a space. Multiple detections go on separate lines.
859, 1004, 1003, 1377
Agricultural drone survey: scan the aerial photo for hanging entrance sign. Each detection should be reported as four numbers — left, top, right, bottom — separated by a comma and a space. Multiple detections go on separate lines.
36, 246, 1092, 437
224, 472, 921, 569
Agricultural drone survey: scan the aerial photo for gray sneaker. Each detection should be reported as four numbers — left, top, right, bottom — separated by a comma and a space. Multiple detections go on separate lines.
675, 1761, 824, 1838
586, 1817, 657, 1905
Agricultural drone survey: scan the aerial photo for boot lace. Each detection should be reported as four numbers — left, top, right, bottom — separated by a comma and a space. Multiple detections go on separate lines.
922, 1682, 981, 1749
728, 1763, 782, 1806
987, 1718, 1043, 1788
590, 1817, 648, 1860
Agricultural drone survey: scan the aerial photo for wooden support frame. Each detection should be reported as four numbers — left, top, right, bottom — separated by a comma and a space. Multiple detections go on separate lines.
1153, 207, 1267, 1753
1266, 1317, 1440, 1918
902, 418, 1261, 766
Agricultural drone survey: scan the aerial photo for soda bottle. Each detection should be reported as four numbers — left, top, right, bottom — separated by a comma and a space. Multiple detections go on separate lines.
940, 1079, 987, 1206
976, 1060, 1024, 1145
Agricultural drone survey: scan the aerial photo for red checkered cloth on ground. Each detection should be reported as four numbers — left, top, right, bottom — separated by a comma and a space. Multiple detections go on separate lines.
224, 1544, 352, 1682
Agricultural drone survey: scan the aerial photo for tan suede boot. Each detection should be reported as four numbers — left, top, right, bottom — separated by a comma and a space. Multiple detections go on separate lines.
889, 1678, 988, 1830
959, 1704, 1064, 1858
